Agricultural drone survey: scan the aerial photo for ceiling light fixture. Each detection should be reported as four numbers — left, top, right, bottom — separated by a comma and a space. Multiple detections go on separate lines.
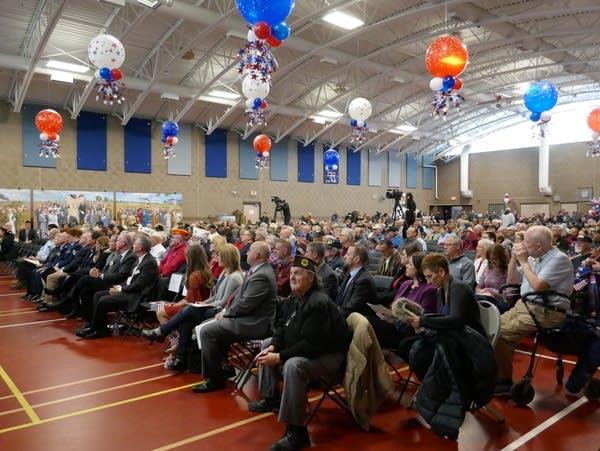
394, 124, 417, 133
50, 71, 74, 83
323, 11, 364, 30
316, 109, 343, 118
136, 0, 161, 8
97, 0, 126, 6
46, 60, 90, 73
208, 89, 241, 100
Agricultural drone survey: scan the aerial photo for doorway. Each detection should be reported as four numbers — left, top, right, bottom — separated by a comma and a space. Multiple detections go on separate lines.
242, 202, 261, 224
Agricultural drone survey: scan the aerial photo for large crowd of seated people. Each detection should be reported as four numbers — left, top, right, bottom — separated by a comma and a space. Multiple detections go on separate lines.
3, 205, 600, 448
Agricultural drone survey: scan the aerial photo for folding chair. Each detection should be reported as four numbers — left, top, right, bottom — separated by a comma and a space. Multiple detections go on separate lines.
229, 340, 263, 390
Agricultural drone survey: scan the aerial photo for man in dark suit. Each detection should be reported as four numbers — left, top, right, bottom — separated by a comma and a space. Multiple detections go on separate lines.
192, 241, 277, 392
305, 241, 338, 303
75, 235, 159, 339
18, 220, 38, 243
70, 232, 136, 319
336, 245, 378, 318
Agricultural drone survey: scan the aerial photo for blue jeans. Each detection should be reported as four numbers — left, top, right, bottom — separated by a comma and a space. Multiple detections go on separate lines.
160, 305, 218, 361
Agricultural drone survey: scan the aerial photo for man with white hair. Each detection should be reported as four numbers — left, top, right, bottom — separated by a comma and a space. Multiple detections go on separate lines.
149, 231, 167, 264
494, 225, 573, 395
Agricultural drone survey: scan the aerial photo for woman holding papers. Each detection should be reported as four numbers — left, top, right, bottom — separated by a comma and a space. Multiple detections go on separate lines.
142, 244, 243, 371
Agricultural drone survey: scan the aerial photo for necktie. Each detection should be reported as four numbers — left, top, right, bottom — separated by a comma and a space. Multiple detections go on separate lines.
383, 258, 389, 274
336, 273, 351, 306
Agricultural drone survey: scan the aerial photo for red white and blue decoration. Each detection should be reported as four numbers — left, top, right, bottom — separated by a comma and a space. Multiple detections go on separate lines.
35, 109, 63, 158
253, 133, 271, 169
586, 107, 600, 157
235, 0, 295, 127
425, 35, 468, 118
348, 97, 372, 144
88, 34, 126, 105
323, 148, 340, 184
161, 120, 179, 159
523, 80, 558, 138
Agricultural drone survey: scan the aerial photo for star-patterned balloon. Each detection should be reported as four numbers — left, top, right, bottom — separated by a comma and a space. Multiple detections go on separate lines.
88, 34, 125, 69
348, 98, 372, 121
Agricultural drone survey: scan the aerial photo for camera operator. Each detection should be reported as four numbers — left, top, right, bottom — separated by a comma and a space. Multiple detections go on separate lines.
271, 196, 291, 225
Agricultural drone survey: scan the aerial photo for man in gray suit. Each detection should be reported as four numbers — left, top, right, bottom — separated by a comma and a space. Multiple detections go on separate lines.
192, 241, 277, 392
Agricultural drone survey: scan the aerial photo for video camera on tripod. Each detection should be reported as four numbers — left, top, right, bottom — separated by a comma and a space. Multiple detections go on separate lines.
385, 189, 405, 221
271, 196, 291, 225
385, 189, 403, 200
271, 196, 286, 211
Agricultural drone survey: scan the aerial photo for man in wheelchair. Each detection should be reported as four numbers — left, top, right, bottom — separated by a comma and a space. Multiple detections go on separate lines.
494, 226, 574, 395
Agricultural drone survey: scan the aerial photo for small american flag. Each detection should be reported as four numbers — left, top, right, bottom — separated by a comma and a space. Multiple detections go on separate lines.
574, 279, 589, 292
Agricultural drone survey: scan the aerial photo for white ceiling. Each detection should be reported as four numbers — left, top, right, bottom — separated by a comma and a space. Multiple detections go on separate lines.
2, 0, 600, 161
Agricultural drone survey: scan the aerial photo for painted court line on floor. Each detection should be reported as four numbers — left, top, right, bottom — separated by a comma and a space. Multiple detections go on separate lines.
515, 349, 577, 365
0, 362, 163, 401
0, 309, 40, 317
0, 374, 174, 417
0, 318, 65, 328
499, 396, 588, 451
0, 366, 40, 425
0, 292, 26, 297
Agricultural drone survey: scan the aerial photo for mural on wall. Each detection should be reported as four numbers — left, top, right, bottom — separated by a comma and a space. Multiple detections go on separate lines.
0, 189, 32, 234
33, 190, 114, 237
115, 192, 183, 229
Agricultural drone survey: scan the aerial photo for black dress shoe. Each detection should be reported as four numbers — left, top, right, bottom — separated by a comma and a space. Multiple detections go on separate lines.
191, 379, 225, 393
85, 329, 111, 339
270, 425, 310, 451
37, 305, 53, 312
141, 329, 165, 343
248, 398, 281, 413
75, 327, 93, 338
22, 293, 31, 300
29, 295, 41, 302
44, 287, 59, 296
65, 309, 79, 319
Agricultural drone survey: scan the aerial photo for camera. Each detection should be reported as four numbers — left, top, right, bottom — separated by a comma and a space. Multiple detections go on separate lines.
271, 196, 284, 209
385, 189, 403, 200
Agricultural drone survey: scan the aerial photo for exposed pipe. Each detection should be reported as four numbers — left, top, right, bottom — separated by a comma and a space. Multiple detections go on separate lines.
422, 164, 439, 200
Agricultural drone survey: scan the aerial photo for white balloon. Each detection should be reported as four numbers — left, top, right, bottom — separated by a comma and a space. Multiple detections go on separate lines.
592, 132, 600, 140
242, 75, 270, 101
171, 137, 179, 145
247, 29, 257, 42
53, 134, 60, 142
429, 77, 443, 91
332, 164, 338, 170
356, 120, 365, 128
540, 111, 552, 123
348, 97, 372, 121
245, 98, 255, 109
39, 132, 48, 141
88, 34, 125, 69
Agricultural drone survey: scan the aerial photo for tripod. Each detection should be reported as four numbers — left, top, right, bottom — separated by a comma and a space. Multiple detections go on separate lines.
391, 199, 405, 222
273, 207, 284, 224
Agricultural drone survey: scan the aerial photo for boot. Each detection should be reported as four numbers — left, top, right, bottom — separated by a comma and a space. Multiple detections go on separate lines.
270, 425, 310, 451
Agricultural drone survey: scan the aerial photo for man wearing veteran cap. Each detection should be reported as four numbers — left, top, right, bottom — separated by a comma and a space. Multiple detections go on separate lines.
248, 255, 351, 451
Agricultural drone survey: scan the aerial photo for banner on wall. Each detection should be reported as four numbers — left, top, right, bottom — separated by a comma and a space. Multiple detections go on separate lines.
115, 192, 183, 229
0, 189, 31, 235
323, 148, 340, 184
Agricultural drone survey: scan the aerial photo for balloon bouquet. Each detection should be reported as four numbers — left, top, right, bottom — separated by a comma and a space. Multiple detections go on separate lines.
161, 120, 179, 159
425, 35, 468, 118
323, 148, 340, 183
348, 97, 372, 144
253, 133, 271, 169
35, 109, 63, 158
586, 107, 600, 157
88, 34, 126, 105
523, 80, 558, 138
235, 0, 295, 127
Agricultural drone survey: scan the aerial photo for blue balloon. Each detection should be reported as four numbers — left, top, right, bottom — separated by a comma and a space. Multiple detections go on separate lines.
323, 149, 339, 166
161, 120, 179, 137
350, 119, 358, 127
271, 22, 291, 41
529, 112, 541, 122
442, 76, 455, 92
253, 97, 262, 109
235, 0, 295, 25
524, 80, 558, 113
99, 67, 112, 81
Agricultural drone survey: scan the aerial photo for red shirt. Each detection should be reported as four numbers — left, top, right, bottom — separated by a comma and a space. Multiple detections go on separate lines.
159, 242, 187, 277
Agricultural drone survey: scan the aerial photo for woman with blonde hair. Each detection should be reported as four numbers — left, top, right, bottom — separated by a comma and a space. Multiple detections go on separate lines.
208, 234, 227, 279
142, 243, 243, 371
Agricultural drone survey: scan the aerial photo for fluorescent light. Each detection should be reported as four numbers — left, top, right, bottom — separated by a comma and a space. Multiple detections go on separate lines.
320, 56, 338, 65
313, 117, 326, 124
47, 60, 89, 73
208, 90, 241, 100
50, 71, 74, 83
323, 11, 364, 30
393, 124, 417, 133
161, 92, 180, 101
97, 0, 126, 6
137, 0, 160, 8
316, 109, 343, 118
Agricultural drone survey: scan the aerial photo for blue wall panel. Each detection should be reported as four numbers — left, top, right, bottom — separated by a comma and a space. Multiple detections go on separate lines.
269, 138, 288, 181
388, 153, 401, 187
346, 147, 361, 185
124, 118, 152, 173
368, 150, 385, 186
297, 142, 314, 183
205, 129, 228, 178
406, 153, 418, 188
77, 111, 107, 171
239, 135, 258, 180
22, 104, 57, 168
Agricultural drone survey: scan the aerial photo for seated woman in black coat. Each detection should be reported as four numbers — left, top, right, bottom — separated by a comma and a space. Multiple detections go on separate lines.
0, 224, 16, 262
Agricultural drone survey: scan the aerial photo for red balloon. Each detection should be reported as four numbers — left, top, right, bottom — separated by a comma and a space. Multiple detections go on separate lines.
260, 99, 268, 110
254, 21, 271, 40
253, 134, 272, 153
34, 109, 63, 134
425, 35, 469, 78
265, 35, 282, 48
587, 107, 600, 133
166, 136, 174, 145
453, 77, 463, 90
47, 132, 57, 141
111, 68, 123, 81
